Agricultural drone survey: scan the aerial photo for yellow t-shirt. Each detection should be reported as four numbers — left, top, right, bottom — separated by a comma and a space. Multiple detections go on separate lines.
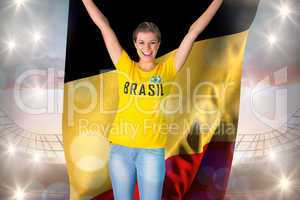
108, 49, 177, 148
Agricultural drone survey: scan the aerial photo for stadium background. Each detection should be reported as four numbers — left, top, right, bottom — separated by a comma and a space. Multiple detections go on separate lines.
0, 0, 299, 199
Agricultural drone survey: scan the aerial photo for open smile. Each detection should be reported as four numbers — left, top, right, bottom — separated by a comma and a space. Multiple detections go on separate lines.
142, 51, 152, 57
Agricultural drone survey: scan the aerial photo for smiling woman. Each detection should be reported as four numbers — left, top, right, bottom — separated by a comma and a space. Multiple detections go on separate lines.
79, 0, 223, 199
133, 23, 161, 70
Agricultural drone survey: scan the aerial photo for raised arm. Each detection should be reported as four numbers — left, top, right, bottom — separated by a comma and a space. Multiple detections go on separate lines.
81, 0, 122, 65
174, 0, 223, 71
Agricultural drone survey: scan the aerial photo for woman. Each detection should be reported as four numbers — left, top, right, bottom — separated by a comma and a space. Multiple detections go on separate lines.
81, 0, 223, 199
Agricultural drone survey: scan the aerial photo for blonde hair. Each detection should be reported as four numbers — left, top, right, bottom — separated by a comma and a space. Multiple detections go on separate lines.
132, 22, 161, 43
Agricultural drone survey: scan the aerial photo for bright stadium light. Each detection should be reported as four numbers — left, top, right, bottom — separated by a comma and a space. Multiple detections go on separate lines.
7, 39, 16, 51
14, 188, 26, 200
279, 177, 292, 191
7, 144, 16, 155
267, 34, 277, 46
32, 31, 42, 43
33, 152, 41, 163
279, 4, 291, 18
14, 0, 27, 7
268, 151, 276, 161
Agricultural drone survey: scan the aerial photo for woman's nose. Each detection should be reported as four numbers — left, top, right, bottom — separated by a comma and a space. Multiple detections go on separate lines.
145, 44, 151, 50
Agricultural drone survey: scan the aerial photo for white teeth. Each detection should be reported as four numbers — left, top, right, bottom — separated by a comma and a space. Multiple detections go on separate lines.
142, 52, 151, 56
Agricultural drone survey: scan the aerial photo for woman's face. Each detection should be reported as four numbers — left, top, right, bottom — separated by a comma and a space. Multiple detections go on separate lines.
134, 31, 160, 62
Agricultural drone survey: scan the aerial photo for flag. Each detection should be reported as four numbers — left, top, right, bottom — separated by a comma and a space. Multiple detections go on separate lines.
62, 0, 260, 199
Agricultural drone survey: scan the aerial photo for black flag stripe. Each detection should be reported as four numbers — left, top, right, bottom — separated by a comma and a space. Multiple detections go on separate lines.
64, 0, 260, 82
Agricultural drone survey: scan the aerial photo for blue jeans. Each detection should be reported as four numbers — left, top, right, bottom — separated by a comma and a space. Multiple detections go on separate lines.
108, 144, 166, 200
